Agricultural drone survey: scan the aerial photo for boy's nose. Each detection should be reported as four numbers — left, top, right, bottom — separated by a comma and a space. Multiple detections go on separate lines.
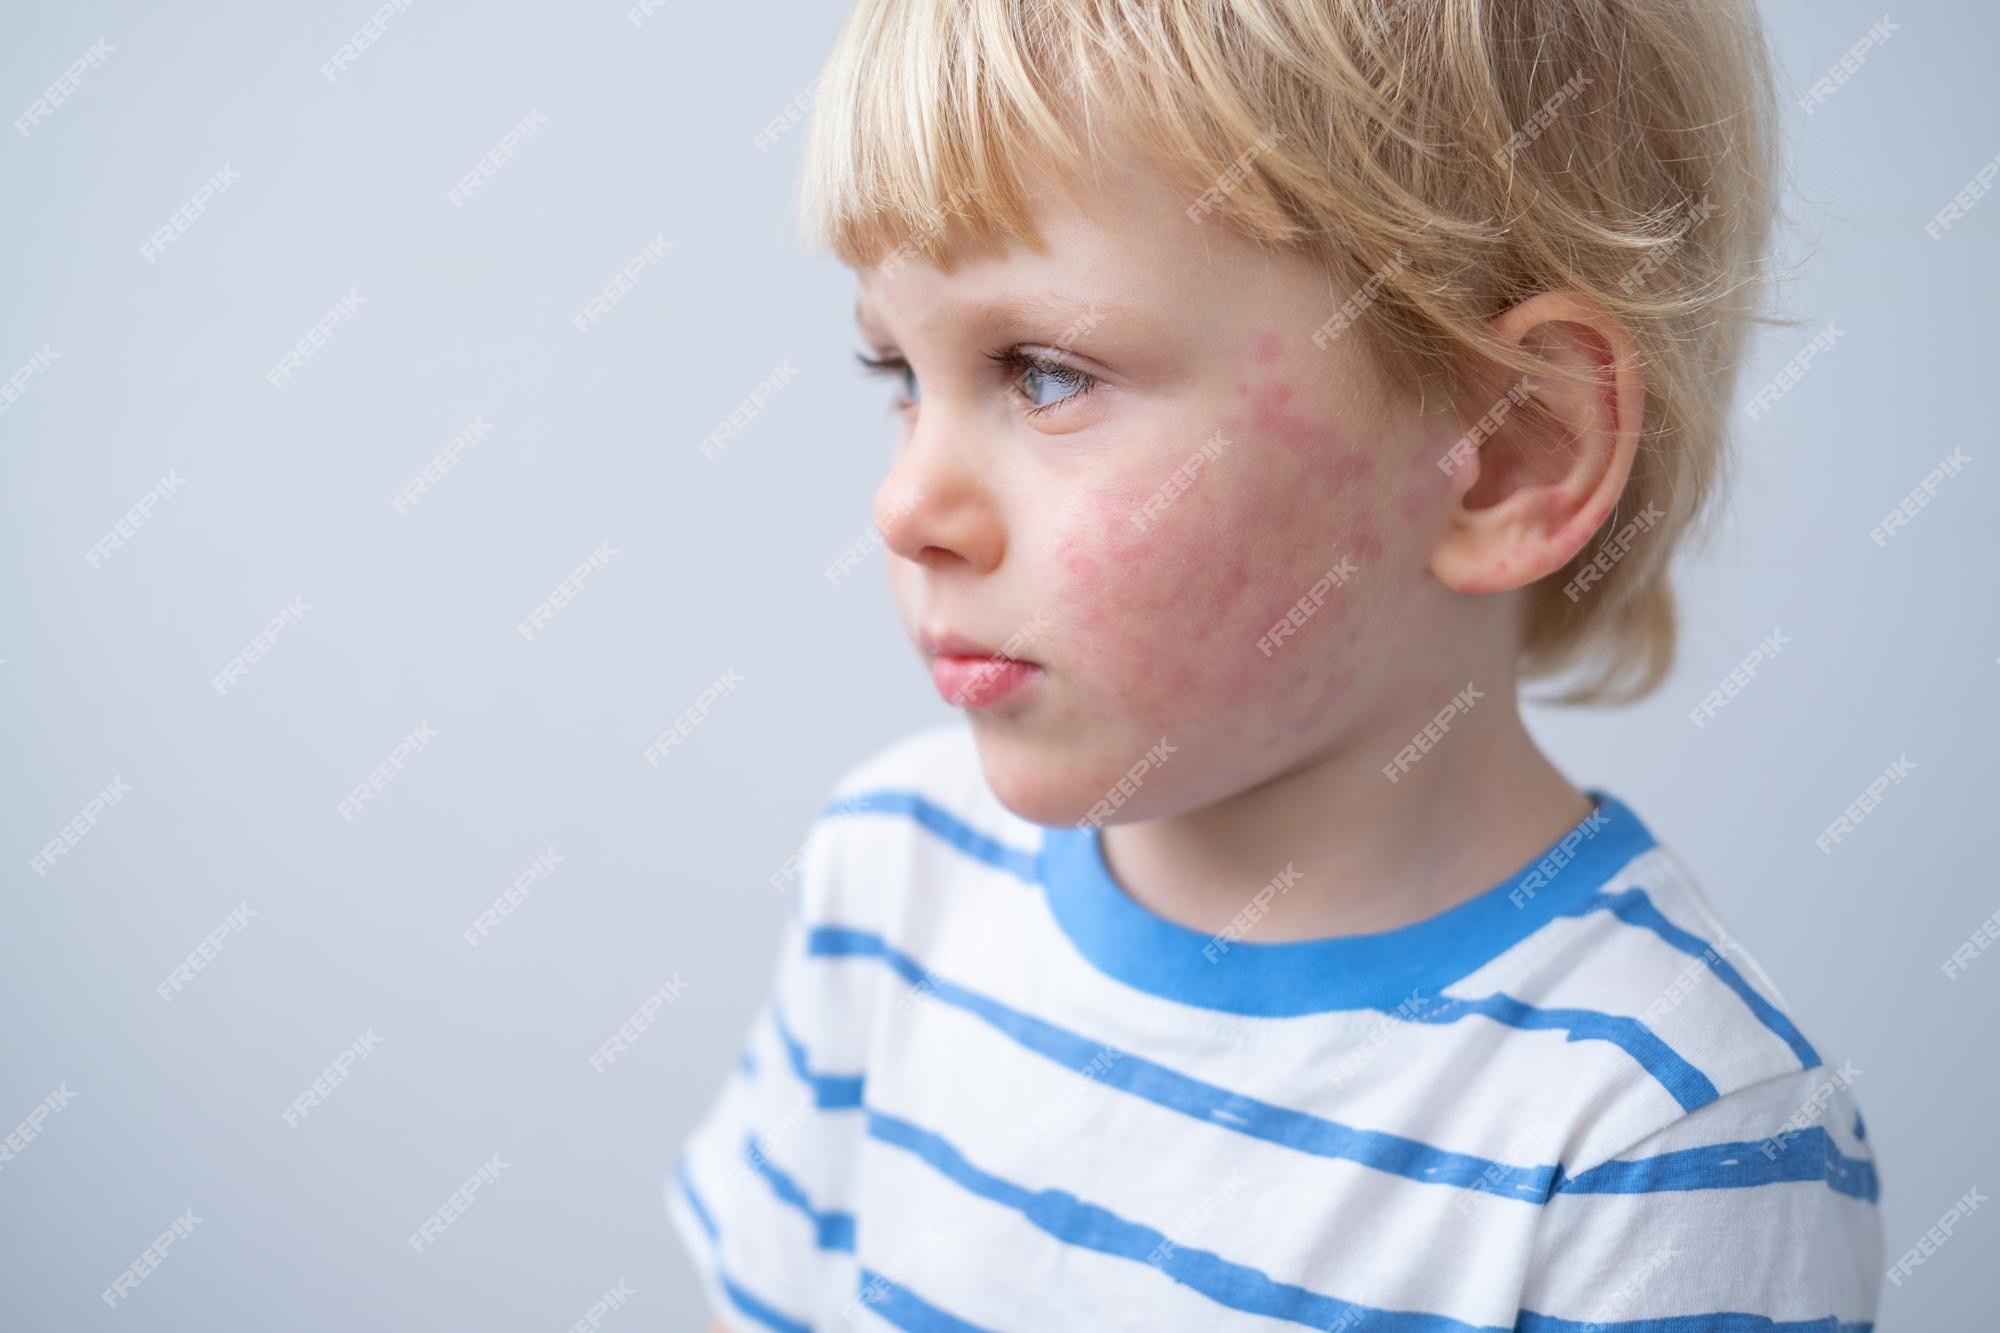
873, 431, 1006, 574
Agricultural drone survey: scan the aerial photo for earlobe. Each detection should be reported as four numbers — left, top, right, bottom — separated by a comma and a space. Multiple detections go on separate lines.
1427, 293, 1644, 597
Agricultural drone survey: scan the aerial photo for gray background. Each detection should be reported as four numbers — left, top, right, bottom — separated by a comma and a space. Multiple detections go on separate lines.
2, 1, 1993, 1326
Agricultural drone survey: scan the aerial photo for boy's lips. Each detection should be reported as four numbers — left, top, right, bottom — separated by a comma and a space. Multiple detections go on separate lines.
930, 655, 1043, 708
920, 628, 1035, 661
921, 627, 1044, 708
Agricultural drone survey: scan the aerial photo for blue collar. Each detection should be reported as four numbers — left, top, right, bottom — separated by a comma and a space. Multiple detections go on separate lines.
1034, 792, 1655, 1016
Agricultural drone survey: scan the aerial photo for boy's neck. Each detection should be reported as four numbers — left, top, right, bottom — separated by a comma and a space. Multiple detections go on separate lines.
1095, 685, 1594, 943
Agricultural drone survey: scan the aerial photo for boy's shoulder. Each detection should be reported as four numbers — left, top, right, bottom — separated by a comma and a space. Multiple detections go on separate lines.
1484, 835, 1868, 1175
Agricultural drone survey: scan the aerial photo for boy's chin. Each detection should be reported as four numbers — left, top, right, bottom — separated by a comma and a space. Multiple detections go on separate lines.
965, 721, 1152, 831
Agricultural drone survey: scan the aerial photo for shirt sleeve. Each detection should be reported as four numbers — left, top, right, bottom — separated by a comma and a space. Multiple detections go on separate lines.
667, 821, 873, 1331
1515, 1064, 1884, 1328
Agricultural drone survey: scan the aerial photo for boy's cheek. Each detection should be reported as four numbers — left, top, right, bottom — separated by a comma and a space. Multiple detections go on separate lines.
1039, 397, 1420, 668
1046, 500, 1350, 715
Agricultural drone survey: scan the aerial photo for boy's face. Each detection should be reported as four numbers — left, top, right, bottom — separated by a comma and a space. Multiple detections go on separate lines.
854, 156, 1482, 829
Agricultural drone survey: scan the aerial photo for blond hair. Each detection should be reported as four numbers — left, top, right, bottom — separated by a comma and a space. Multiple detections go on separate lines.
797, 0, 1783, 702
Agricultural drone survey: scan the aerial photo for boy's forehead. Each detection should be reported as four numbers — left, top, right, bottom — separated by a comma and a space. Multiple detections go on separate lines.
851, 169, 1244, 340
853, 277, 1142, 342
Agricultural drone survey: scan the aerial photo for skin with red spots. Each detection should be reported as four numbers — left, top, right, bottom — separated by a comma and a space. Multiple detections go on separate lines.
857, 154, 1506, 828
1329, 451, 1374, 488
1235, 378, 1325, 457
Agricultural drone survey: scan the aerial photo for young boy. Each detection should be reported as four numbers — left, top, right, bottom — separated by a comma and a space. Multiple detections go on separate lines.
672, 1, 1883, 1327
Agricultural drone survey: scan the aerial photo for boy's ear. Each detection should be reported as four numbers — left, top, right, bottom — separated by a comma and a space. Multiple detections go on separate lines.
1427, 293, 1644, 596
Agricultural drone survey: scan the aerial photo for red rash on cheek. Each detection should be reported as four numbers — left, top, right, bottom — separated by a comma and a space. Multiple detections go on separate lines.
1209, 548, 1250, 615
1056, 516, 1105, 583
1051, 481, 1289, 712
1326, 451, 1374, 493
1042, 338, 1399, 733
1234, 379, 1328, 458
1054, 486, 1379, 740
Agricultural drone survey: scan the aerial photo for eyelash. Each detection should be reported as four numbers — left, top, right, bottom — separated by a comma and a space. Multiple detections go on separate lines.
853, 347, 1100, 418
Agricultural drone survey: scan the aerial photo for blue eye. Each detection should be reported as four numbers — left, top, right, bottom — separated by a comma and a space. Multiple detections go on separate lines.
1017, 360, 1087, 409
856, 347, 1098, 419
993, 347, 1099, 417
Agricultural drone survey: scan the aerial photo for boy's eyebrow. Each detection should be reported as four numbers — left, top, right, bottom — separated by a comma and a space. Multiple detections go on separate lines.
854, 290, 1139, 343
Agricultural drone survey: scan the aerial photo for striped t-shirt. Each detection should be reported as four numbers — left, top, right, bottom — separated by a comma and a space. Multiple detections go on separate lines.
669, 721, 1883, 1331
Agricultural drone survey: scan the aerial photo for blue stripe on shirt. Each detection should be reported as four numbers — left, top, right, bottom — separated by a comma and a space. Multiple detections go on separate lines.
1572, 886, 1821, 1070
728, 1132, 1008, 1331
1034, 796, 1659, 1018
867, 1106, 1508, 1332
812, 922, 1717, 1165
820, 788, 1040, 884
807, 924, 1558, 1202
1516, 1314, 1873, 1331
674, 1161, 815, 1333
856, 1270, 999, 1333
770, 1002, 865, 1108
1554, 1127, 1879, 1203
795, 801, 1866, 1205
744, 1134, 857, 1250
813, 790, 1711, 1107
769, 957, 1872, 1210
1395, 991, 1718, 1113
